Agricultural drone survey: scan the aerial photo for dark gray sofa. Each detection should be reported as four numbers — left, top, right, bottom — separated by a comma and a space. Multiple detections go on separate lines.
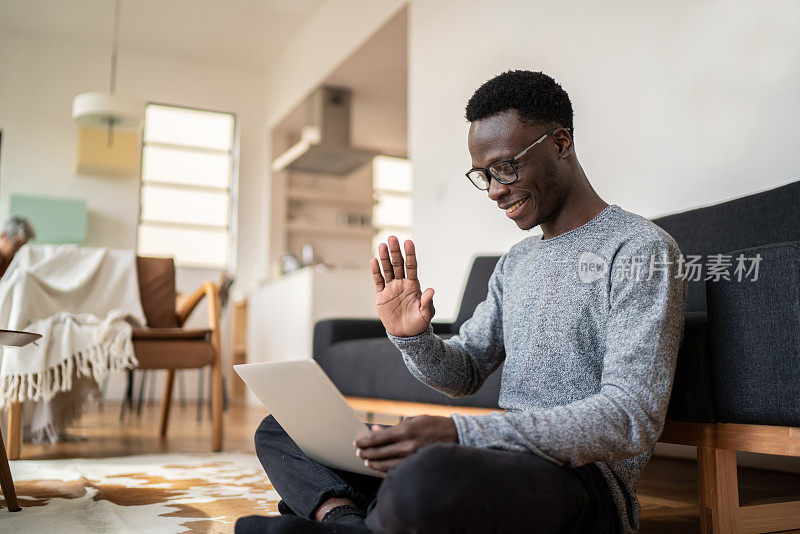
313, 180, 800, 427
313, 256, 503, 408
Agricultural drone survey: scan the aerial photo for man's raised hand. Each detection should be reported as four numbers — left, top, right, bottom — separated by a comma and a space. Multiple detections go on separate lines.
371, 236, 435, 337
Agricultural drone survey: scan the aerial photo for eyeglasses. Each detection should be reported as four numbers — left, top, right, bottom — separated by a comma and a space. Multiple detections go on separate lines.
465, 126, 565, 191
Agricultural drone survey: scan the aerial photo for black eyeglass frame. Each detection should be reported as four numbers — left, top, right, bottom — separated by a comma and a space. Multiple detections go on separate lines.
465, 126, 569, 191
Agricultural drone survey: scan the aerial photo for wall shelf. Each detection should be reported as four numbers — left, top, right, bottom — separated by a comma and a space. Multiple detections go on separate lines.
287, 189, 375, 208
268, 88, 380, 276
287, 222, 376, 239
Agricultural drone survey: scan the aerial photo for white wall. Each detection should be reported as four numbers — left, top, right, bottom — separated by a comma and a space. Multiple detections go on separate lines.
409, 0, 800, 319
0, 29, 267, 294
0, 28, 268, 399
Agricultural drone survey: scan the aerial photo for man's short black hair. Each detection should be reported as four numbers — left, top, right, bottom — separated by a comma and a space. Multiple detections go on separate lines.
465, 70, 574, 133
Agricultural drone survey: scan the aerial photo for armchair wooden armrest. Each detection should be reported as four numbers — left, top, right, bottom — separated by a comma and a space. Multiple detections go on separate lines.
172, 280, 223, 451
176, 281, 219, 328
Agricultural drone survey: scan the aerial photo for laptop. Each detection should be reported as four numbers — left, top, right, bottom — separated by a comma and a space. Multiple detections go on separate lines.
234, 360, 379, 477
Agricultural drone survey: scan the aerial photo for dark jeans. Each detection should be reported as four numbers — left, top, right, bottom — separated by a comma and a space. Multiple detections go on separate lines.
254, 415, 618, 533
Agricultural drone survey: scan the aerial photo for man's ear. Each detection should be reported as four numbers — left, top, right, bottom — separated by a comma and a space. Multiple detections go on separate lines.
553, 128, 573, 159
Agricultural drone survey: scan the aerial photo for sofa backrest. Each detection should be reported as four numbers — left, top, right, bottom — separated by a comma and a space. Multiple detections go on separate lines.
453, 255, 501, 332
136, 256, 179, 328
652, 180, 800, 313
452, 181, 800, 321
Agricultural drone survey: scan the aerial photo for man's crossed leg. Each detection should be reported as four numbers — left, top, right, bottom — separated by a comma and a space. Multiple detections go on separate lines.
236, 415, 617, 533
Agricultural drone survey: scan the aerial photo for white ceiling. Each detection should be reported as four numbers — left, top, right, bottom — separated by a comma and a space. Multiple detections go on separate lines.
0, 0, 326, 69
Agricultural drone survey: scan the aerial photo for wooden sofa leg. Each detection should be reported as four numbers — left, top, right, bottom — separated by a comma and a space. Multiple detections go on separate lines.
698, 446, 741, 534
159, 370, 175, 437
211, 361, 223, 452
6, 402, 21, 461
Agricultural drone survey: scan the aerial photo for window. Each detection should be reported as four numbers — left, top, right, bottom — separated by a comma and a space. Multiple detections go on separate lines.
138, 104, 235, 269
372, 156, 412, 251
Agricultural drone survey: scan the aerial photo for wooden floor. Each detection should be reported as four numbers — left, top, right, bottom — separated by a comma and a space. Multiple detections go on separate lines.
14, 401, 800, 533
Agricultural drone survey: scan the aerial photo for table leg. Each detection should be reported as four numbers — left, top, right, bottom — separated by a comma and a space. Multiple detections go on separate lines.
0, 428, 21, 512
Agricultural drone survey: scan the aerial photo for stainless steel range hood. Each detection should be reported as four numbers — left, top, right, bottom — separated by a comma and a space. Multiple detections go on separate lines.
271, 86, 379, 175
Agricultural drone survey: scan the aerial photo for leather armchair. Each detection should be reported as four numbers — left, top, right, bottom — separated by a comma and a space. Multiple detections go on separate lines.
133, 256, 224, 452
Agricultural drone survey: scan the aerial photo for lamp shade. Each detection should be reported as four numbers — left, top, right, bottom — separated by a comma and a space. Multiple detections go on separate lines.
72, 91, 144, 129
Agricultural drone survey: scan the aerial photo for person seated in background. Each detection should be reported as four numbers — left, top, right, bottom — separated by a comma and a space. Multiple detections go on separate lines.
0, 216, 36, 278
240, 71, 687, 534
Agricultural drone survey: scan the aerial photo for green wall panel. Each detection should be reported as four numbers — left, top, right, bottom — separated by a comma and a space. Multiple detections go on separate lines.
9, 194, 87, 244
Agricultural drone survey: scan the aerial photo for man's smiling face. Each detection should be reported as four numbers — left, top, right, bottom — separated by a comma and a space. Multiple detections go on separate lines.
467, 109, 568, 231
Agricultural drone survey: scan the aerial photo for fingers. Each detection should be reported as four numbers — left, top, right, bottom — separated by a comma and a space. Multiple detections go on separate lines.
353, 424, 384, 446
420, 287, 435, 322
356, 440, 417, 461
364, 457, 401, 473
370, 258, 385, 292
377, 237, 418, 284
404, 240, 418, 281
354, 425, 405, 449
387, 236, 405, 279
378, 243, 394, 283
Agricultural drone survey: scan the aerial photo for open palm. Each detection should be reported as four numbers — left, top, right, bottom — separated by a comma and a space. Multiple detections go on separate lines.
371, 236, 435, 337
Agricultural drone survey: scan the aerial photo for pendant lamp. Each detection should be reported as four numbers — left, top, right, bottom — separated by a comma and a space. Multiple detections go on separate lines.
72, 0, 143, 145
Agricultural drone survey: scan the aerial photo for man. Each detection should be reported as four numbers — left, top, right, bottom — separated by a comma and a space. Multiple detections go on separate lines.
239, 71, 686, 534
0, 216, 36, 278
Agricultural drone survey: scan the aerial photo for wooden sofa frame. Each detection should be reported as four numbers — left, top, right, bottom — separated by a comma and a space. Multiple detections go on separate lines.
345, 396, 800, 534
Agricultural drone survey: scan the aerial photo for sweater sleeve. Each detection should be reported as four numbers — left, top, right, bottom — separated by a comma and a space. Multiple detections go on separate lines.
388, 254, 507, 398
450, 237, 687, 466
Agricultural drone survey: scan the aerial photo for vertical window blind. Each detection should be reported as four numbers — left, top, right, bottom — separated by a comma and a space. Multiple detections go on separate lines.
137, 104, 235, 269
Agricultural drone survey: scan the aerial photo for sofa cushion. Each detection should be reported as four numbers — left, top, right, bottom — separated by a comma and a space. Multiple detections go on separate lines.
652, 180, 800, 313
666, 312, 716, 423
318, 314, 718, 417
452, 256, 501, 332
316, 336, 502, 409
706, 242, 800, 426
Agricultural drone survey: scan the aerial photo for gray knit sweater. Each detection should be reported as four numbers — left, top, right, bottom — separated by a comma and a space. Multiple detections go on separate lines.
388, 205, 686, 534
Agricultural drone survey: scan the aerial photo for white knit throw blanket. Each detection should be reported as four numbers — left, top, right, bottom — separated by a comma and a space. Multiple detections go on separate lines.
0, 245, 146, 438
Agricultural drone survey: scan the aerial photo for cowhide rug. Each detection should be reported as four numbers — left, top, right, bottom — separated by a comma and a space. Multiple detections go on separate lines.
0, 452, 280, 533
